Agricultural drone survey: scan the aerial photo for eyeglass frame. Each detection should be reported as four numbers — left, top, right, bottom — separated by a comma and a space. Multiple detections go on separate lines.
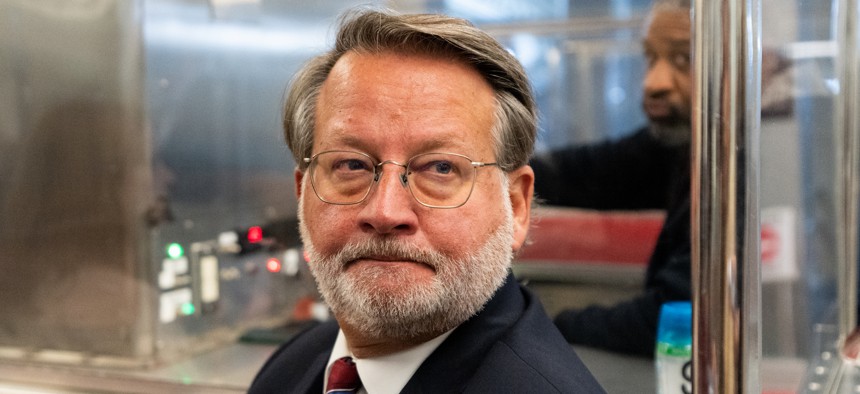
302, 150, 502, 209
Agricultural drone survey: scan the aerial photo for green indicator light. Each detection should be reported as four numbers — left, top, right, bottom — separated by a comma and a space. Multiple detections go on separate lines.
167, 243, 184, 259
180, 302, 195, 316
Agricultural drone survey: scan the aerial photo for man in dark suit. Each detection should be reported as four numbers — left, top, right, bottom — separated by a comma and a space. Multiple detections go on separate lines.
530, 0, 692, 357
249, 8, 604, 394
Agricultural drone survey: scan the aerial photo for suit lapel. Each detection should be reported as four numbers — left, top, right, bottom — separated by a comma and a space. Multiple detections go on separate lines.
295, 349, 329, 394
400, 273, 524, 393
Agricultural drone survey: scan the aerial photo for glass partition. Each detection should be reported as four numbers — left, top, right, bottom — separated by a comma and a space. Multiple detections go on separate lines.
760, 0, 860, 392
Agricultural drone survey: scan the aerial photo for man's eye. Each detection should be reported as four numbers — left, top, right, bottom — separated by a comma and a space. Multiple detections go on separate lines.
644, 52, 657, 67
335, 159, 371, 172
431, 161, 453, 174
413, 160, 458, 176
673, 53, 691, 69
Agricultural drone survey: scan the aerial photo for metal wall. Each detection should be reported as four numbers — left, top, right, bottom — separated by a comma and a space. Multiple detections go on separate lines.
0, 0, 306, 365
0, 0, 153, 359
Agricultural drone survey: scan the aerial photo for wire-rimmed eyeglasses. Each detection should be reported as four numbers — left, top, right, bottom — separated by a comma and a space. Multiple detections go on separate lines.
302, 150, 501, 209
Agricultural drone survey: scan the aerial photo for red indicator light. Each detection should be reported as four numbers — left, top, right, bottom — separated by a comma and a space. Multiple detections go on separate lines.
247, 226, 263, 243
266, 258, 282, 273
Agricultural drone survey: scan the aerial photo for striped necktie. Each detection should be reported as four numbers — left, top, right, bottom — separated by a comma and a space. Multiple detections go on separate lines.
326, 356, 362, 394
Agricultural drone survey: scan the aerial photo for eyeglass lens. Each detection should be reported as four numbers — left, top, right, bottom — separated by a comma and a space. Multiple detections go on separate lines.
308, 151, 476, 207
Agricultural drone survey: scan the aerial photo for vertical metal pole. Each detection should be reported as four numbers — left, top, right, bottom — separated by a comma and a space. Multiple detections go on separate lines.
691, 0, 761, 392
836, 0, 860, 342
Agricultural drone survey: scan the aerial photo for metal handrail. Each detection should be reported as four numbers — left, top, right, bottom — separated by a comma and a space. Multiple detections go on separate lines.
836, 0, 860, 345
692, 0, 762, 392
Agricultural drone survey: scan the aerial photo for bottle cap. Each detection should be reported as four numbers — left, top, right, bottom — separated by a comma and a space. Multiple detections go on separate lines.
656, 301, 692, 347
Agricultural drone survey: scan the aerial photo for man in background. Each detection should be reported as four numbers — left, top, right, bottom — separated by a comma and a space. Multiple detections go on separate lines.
249, 8, 603, 393
530, 0, 693, 357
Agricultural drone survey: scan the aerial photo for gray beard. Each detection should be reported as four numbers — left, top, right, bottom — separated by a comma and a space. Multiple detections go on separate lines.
297, 182, 514, 342
649, 121, 691, 147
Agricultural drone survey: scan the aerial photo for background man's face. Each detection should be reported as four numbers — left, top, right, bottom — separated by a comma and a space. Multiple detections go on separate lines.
642, 9, 692, 145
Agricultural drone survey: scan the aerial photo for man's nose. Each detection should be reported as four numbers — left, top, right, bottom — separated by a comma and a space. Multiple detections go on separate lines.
356, 165, 418, 235
644, 58, 675, 96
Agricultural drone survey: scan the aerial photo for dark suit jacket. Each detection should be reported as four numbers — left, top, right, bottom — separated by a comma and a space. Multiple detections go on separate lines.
530, 127, 691, 357
248, 273, 605, 393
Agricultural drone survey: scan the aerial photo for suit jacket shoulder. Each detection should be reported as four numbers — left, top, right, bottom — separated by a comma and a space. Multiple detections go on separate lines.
248, 320, 338, 394
403, 274, 605, 393
249, 274, 604, 393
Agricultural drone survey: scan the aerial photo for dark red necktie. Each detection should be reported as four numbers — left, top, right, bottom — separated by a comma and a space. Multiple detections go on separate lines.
326, 356, 362, 393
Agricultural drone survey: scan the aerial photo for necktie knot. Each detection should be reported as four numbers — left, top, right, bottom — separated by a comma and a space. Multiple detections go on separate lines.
326, 356, 362, 394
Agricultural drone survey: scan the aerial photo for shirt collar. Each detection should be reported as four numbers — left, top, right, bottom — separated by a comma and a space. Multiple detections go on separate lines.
324, 328, 454, 394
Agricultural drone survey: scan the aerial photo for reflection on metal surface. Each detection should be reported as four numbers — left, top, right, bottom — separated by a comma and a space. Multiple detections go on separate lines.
0, 0, 307, 369
836, 0, 860, 344
0, 0, 151, 361
692, 0, 762, 393
804, 325, 843, 392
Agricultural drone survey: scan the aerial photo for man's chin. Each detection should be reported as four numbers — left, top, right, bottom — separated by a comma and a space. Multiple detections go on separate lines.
345, 264, 436, 299
648, 121, 691, 146
347, 258, 435, 276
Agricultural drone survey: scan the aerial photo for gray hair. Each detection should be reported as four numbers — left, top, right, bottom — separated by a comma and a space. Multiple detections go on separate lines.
283, 8, 536, 172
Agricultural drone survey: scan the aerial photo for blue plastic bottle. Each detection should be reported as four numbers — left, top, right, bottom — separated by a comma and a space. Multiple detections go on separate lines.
655, 301, 693, 394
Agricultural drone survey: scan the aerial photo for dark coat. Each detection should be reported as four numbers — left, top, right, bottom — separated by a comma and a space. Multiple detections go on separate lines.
530, 127, 691, 357
248, 273, 605, 393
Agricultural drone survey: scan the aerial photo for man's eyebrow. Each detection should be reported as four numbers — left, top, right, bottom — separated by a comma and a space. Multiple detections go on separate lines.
643, 38, 689, 46
642, 41, 691, 55
667, 40, 691, 49
315, 133, 471, 157
316, 133, 372, 153
414, 138, 465, 153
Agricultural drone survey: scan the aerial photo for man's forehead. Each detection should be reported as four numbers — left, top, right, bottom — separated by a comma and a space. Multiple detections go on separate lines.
645, 9, 691, 47
313, 129, 470, 154
643, 36, 690, 51
311, 50, 497, 158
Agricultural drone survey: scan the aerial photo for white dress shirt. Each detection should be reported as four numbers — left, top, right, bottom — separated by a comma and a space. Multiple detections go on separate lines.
323, 328, 454, 394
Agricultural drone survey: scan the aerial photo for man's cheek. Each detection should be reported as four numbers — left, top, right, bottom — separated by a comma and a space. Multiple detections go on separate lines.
428, 223, 484, 256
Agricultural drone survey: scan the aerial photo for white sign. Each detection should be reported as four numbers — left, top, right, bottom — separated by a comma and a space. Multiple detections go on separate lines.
760, 205, 799, 283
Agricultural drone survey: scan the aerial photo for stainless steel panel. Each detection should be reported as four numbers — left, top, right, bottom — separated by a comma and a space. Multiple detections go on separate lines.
0, 0, 152, 358
0, 0, 306, 366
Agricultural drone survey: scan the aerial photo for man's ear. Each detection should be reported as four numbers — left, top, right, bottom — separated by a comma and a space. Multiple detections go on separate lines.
507, 165, 534, 253
294, 168, 304, 199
